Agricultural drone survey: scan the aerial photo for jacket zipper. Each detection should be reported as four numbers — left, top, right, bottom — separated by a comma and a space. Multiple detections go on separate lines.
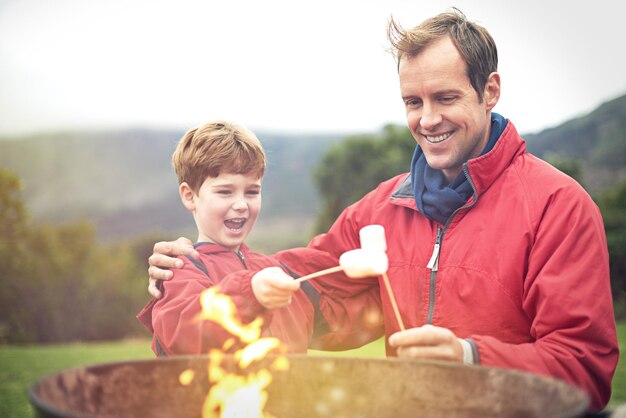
424, 163, 479, 324
426, 226, 443, 323
235, 249, 275, 337
235, 250, 248, 269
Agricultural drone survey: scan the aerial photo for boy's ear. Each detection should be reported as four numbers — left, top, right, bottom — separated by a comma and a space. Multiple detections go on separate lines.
179, 182, 196, 212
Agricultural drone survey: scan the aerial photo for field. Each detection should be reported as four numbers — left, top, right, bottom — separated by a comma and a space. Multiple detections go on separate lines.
1, 325, 624, 418
0, 339, 154, 418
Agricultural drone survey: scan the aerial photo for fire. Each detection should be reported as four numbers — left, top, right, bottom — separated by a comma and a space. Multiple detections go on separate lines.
203, 365, 274, 418
198, 287, 264, 344
180, 286, 289, 418
236, 338, 282, 368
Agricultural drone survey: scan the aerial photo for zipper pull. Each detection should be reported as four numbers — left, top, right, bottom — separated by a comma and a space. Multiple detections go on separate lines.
427, 243, 440, 271
427, 227, 443, 271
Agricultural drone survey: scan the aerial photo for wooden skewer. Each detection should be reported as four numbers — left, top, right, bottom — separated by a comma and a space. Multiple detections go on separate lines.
293, 265, 344, 283
381, 272, 406, 331
294, 265, 405, 331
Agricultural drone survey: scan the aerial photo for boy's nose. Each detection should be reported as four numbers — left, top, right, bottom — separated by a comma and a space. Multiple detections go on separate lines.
232, 196, 248, 211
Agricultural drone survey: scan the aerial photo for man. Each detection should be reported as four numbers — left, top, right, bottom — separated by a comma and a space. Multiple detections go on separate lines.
146, 9, 618, 411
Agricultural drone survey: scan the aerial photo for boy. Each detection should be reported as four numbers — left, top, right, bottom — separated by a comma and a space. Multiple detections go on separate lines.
136, 120, 371, 355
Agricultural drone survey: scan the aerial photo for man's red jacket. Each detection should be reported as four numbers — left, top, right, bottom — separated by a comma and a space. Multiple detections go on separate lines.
279, 120, 618, 411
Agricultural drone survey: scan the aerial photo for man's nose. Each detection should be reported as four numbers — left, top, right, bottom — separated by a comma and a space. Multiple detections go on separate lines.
420, 103, 442, 130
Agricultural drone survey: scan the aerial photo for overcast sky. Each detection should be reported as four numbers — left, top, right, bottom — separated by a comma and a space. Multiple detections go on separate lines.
1, 0, 624, 137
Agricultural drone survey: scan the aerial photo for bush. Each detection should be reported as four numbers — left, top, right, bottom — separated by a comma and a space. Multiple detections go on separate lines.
0, 169, 152, 343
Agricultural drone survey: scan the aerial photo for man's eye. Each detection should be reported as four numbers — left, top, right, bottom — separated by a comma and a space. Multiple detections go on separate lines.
405, 98, 422, 108
440, 96, 456, 103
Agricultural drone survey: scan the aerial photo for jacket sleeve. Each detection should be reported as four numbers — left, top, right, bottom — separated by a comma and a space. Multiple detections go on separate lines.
470, 185, 618, 411
151, 257, 270, 355
275, 209, 386, 350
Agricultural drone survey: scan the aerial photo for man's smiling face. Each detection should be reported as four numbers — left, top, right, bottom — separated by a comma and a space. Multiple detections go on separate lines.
399, 35, 500, 181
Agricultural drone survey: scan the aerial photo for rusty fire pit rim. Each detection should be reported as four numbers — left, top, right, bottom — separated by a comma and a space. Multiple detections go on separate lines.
28, 354, 591, 395
28, 354, 591, 418
28, 386, 67, 418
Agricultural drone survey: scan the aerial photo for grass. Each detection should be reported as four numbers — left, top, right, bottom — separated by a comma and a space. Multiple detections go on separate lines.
0, 339, 154, 418
308, 337, 386, 358
612, 322, 626, 406
1, 326, 624, 417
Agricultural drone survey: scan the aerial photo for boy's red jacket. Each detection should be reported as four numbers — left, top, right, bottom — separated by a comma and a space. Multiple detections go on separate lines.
278, 120, 618, 411
137, 243, 384, 355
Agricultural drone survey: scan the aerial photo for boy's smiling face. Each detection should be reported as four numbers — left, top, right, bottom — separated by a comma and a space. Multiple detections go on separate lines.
180, 172, 262, 252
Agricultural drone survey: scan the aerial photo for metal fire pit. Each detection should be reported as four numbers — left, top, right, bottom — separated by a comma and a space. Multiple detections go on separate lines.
29, 354, 589, 418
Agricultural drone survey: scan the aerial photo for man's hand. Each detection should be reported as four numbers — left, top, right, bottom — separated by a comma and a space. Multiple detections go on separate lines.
251, 267, 301, 309
388, 324, 463, 362
148, 237, 199, 299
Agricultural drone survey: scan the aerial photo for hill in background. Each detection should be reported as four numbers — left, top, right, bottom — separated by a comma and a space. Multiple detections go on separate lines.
1, 92, 624, 251
525, 93, 626, 194
0, 129, 344, 250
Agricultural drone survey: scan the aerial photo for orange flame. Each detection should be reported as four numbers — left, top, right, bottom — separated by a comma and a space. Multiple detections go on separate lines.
198, 287, 264, 344
179, 286, 289, 418
236, 338, 281, 368
203, 368, 274, 418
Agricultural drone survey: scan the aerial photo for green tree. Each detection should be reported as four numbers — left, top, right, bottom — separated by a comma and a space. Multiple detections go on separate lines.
0, 169, 153, 343
24, 222, 99, 342
81, 239, 149, 340
597, 180, 626, 318
543, 153, 584, 186
21, 223, 151, 342
0, 168, 28, 240
0, 169, 34, 342
313, 124, 414, 233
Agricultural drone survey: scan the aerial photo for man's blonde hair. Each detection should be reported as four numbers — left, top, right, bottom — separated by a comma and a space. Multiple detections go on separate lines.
387, 8, 498, 102
172, 120, 266, 193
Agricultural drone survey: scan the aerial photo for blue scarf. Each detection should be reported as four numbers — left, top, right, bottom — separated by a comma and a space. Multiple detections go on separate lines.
410, 113, 507, 225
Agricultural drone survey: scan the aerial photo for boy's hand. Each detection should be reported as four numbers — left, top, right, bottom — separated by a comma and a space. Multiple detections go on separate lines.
251, 267, 301, 309
148, 237, 199, 298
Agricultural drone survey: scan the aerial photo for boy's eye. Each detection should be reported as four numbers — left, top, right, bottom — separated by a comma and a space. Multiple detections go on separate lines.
217, 190, 232, 195
246, 189, 260, 196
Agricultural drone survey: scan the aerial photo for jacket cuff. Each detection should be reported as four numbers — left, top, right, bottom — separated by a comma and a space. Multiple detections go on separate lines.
458, 338, 479, 365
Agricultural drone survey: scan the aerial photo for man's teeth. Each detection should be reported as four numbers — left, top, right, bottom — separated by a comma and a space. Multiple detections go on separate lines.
424, 132, 452, 143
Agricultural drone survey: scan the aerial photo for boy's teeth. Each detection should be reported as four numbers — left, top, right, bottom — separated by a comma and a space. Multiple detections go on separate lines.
224, 219, 245, 230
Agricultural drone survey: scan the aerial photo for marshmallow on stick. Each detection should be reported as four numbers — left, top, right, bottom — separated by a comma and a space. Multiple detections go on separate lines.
293, 250, 386, 283
296, 225, 389, 283
359, 224, 387, 252
358, 225, 406, 331
339, 224, 389, 278
293, 224, 405, 330
339, 249, 388, 278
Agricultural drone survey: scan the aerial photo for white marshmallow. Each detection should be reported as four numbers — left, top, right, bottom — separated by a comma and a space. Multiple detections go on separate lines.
339, 249, 388, 278
359, 225, 387, 253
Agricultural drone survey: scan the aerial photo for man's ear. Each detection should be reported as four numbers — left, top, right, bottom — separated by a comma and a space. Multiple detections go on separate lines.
483, 71, 501, 111
179, 182, 196, 212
